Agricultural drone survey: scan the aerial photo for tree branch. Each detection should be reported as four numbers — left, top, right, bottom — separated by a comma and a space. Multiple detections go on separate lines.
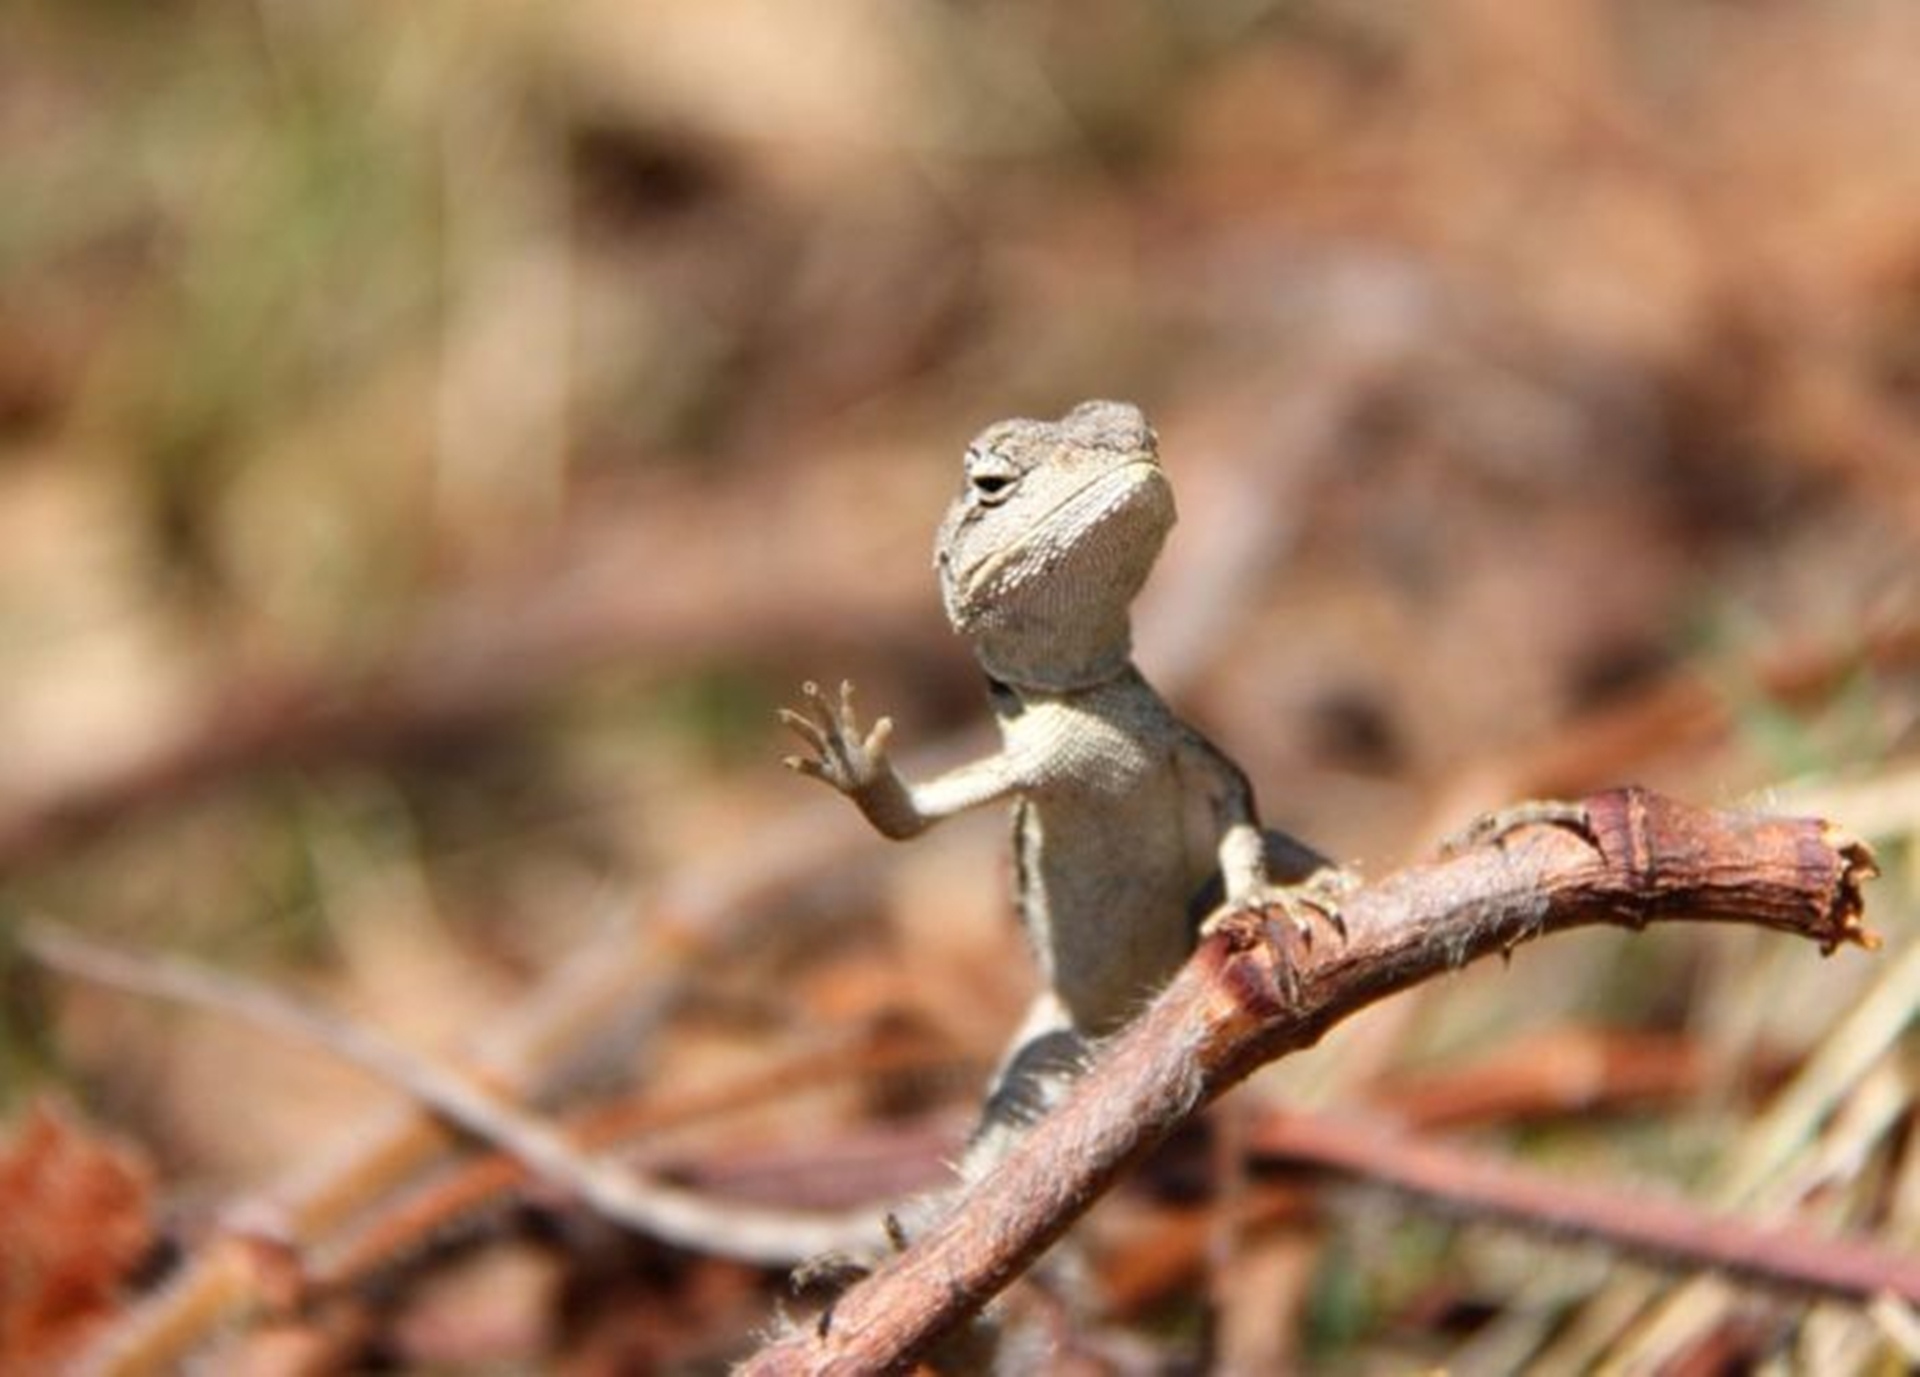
738, 787, 1878, 1375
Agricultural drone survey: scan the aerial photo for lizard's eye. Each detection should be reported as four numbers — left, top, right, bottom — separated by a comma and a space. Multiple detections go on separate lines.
966, 450, 1020, 506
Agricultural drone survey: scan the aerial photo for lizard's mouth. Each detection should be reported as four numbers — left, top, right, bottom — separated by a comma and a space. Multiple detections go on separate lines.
950, 460, 1175, 625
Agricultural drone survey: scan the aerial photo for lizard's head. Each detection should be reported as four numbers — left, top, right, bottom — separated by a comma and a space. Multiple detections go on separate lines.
936, 400, 1175, 692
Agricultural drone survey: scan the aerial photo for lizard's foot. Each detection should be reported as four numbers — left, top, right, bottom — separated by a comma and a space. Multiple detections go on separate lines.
1439, 801, 1594, 857
792, 1250, 870, 1340
791, 1249, 870, 1297
1201, 868, 1357, 995
1202, 867, 1355, 945
791, 1212, 911, 1337
779, 679, 894, 797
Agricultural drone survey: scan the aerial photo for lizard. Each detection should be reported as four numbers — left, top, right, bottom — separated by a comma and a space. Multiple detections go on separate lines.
782, 398, 1347, 1178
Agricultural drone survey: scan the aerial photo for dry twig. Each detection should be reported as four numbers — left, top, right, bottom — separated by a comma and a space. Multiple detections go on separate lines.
1246, 1109, 1920, 1306
23, 921, 894, 1267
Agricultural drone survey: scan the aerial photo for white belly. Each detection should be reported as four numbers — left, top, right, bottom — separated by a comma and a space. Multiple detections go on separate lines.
1003, 690, 1211, 1032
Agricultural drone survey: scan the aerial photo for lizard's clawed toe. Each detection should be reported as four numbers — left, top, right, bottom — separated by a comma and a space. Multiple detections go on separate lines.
777, 707, 827, 750
1290, 868, 1356, 942
1202, 868, 1358, 996
780, 678, 895, 796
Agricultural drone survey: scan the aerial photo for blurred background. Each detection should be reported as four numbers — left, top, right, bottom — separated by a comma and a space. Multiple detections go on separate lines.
2, 0, 1918, 1371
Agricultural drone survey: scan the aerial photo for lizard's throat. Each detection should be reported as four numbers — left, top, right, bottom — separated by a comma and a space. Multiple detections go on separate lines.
965, 608, 1136, 693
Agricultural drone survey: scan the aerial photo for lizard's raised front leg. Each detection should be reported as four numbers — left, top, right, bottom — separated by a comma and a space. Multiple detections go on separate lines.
780, 680, 1019, 839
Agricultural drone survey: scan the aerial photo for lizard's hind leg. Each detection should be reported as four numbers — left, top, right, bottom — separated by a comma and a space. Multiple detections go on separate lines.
961, 992, 1088, 1182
